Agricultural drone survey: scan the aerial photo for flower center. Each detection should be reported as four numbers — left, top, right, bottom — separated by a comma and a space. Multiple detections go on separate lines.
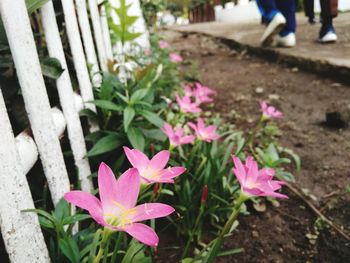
141, 166, 160, 180
104, 201, 137, 228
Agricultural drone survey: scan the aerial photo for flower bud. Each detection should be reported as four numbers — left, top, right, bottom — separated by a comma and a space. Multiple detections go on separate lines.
150, 144, 155, 155
153, 183, 159, 196
201, 185, 208, 204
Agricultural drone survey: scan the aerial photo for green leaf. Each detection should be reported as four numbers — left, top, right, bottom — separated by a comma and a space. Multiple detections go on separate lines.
53, 198, 70, 221
277, 171, 296, 182
130, 88, 149, 102
39, 216, 55, 229
62, 214, 91, 225
40, 57, 65, 79
88, 100, 123, 112
138, 110, 164, 128
79, 108, 99, 121
26, 0, 49, 14
59, 238, 81, 263
280, 147, 301, 171
266, 143, 279, 162
22, 208, 55, 222
127, 126, 145, 151
87, 133, 122, 156
124, 107, 135, 132
121, 241, 151, 263
218, 247, 244, 257
106, 0, 142, 45
142, 129, 166, 141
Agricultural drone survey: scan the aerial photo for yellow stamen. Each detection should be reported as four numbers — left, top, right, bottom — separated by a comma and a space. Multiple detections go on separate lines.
104, 201, 138, 228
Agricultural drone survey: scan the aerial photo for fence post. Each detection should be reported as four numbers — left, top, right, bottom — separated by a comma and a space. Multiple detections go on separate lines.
0, 0, 70, 205
41, 1, 93, 193
60, 0, 99, 132
100, 4, 114, 60
88, 0, 109, 71
0, 90, 50, 262
75, 0, 102, 86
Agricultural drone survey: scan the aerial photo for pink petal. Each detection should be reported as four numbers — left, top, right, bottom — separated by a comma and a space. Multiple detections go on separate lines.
158, 167, 186, 180
258, 168, 275, 180
263, 191, 288, 199
205, 125, 217, 134
64, 191, 106, 226
260, 100, 267, 111
197, 118, 205, 130
232, 156, 246, 184
187, 122, 198, 133
132, 203, 174, 222
123, 223, 159, 247
246, 158, 259, 183
123, 147, 149, 170
181, 135, 195, 144
174, 127, 184, 137
149, 150, 170, 170
113, 168, 140, 209
242, 187, 264, 197
161, 123, 174, 137
98, 163, 120, 212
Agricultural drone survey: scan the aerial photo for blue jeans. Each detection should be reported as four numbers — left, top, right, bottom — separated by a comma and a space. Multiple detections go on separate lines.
256, 0, 296, 36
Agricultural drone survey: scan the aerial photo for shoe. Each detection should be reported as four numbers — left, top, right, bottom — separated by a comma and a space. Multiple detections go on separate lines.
308, 17, 316, 25
319, 27, 337, 43
275, 32, 296, 47
260, 13, 286, 47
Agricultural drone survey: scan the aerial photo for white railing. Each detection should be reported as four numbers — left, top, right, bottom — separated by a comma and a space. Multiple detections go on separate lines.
0, 0, 148, 261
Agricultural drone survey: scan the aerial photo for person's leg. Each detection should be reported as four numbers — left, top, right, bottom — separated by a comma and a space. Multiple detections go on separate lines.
256, 0, 279, 23
304, 0, 315, 24
256, 0, 287, 46
276, 0, 296, 36
319, 0, 338, 42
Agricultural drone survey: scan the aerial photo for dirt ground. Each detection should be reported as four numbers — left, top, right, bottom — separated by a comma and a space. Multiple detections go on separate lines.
159, 31, 350, 263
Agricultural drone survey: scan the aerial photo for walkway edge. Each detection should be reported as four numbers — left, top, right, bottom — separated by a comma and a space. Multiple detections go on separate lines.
170, 27, 350, 84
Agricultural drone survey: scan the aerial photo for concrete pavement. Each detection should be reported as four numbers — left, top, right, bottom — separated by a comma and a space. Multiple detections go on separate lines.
171, 13, 350, 82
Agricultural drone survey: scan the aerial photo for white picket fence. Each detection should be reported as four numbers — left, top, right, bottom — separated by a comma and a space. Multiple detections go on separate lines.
0, 0, 148, 261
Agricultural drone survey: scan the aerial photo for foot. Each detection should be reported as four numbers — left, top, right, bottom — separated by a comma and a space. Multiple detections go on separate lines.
275, 32, 296, 47
260, 13, 286, 47
308, 17, 316, 25
319, 26, 337, 43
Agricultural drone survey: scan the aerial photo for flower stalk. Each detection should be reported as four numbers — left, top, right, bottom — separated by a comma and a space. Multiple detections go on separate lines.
93, 229, 111, 263
204, 192, 248, 263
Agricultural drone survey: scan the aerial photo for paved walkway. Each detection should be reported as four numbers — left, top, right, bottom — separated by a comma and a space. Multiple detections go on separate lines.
171, 13, 350, 81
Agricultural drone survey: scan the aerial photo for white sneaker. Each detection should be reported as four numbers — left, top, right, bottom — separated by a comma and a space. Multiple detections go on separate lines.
275, 33, 296, 47
260, 13, 286, 47
319, 31, 337, 43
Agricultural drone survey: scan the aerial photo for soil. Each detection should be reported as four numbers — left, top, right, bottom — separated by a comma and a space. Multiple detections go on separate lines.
157, 31, 350, 263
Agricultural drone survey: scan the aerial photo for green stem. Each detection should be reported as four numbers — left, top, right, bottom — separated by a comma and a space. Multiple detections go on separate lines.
110, 233, 123, 263
93, 229, 111, 263
204, 193, 248, 263
236, 116, 265, 157
103, 112, 112, 130
182, 203, 205, 258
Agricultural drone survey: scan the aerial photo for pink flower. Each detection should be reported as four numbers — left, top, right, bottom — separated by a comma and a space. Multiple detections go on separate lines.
159, 40, 170, 49
184, 84, 193, 97
187, 118, 220, 142
64, 163, 174, 246
144, 48, 152, 56
169, 53, 183, 63
260, 100, 283, 119
175, 93, 201, 113
193, 82, 215, 104
232, 156, 288, 199
123, 147, 186, 184
161, 123, 195, 147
